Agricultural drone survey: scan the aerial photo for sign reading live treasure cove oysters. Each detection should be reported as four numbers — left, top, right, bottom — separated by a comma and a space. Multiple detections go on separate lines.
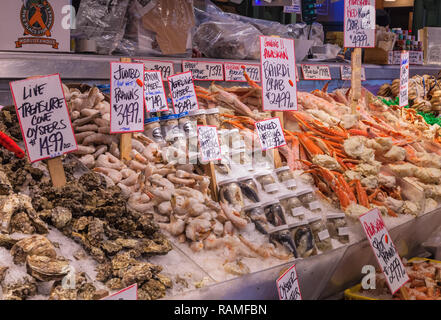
9, 74, 78, 163
259, 36, 298, 111
344, 0, 376, 48
0, 0, 71, 52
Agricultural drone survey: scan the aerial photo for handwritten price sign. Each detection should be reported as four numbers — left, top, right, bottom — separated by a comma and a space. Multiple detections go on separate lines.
197, 125, 222, 162
276, 264, 302, 300
301, 64, 331, 80
260, 36, 298, 111
359, 208, 409, 295
344, 0, 376, 48
399, 51, 409, 107
182, 61, 224, 81
10, 74, 78, 163
144, 70, 168, 113
255, 117, 287, 151
224, 63, 261, 82
341, 65, 366, 80
110, 62, 145, 134
167, 71, 199, 114
137, 59, 175, 81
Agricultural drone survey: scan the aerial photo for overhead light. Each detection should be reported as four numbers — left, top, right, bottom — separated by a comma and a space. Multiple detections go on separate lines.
384, 0, 396, 2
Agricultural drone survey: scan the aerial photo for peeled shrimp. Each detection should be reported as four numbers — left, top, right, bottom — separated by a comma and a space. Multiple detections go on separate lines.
96, 153, 124, 170
130, 149, 148, 164
131, 139, 146, 154
75, 131, 95, 144
158, 201, 172, 216
150, 174, 175, 190
223, 221, 234, 236
158, 216, 185, 236
148, 187, 173, 202
213, 220, 224, 236
185, 198, 209, 217
128, 192, 154, 213
121, 168, 136, 179
93, 145, 108, 158
167, 173, 195, 186
120, 172, 139, 187
109, 142, 120, 158
79, 154, 95, 168
185, 218, 212, 241
94, 118, 110, 127
74, 145, 96, 155
238, 234, 271, 258
143, 143, 160, 162
175, 170, 205, 181
75, 124, 98, 132
190, 241, 204, 252
220, 201, 248, 230
93, 167, 122, 184
117, 183, 136, 198
83, 133, 115, 146
128, 159, 147, 171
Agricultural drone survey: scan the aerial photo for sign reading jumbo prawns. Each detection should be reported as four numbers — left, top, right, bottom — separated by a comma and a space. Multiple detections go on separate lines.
259, 36, 298, 111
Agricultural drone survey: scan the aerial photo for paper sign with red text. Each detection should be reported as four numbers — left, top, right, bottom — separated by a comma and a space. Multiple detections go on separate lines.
276, 264, 302, 300
301, 64, 331, 80
255, 117, 287, 151
197, 125, 221, 162
399, 51, 409, 107
102, 284, 137, 300
136, 59, 175, 81
144, 70, 168, 113
9, 74, 78, 163
224, 63, 261, 82
167, 71, 199, 114
260, 36, 298, 111
344, 0, 376, 48
182, 61, 224, 81
110, 62, 145, 133
359, 208, 409, 295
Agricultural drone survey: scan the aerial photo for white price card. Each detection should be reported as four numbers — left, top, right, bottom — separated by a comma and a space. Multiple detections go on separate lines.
110, 62, 145, 133
144, 70, 168, 113
255, 117, 287, 151
167, 71, 200, 114
198, 125, 222, 162
359, 208, 409, 295
137, 59, 175, 81
182, 61, 224, 81
10, 74, 78, 163
301, 64, 331, 80
276, 264, 302, 300
399, 51, 409, 107
224, 63, 261, 82
344, 0, 376, 48
260, 36, 298, 111
340, 65, 366, 80
102, 284, 137, 300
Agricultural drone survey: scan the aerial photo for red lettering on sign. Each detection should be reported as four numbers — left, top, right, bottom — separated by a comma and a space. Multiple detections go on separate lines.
363, 218, 385, 239
263, 48, 288, 60
264, 39, 279, 48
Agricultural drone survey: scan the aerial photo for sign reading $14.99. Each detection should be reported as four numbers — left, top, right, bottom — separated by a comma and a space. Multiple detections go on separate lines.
359, 208, 409, 295
110, 62, 145, 134
10, 74, 78, 163
260, 36, 298, 111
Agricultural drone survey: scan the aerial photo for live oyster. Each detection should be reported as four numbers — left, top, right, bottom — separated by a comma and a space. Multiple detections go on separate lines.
2, 275, 38, 300
10, 235, 56, 265
26, 255, 70, 282
51, 207, 72, 229
49, 272, 109, 300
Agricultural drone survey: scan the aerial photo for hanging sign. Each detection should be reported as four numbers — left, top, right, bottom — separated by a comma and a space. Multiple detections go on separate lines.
344, 0, 376, 48
224, 63, 261, 82
197, 125, 222, 162
144, 70, 168, 113
276, 264, 302, 300
341, 65, 366, 81
284, 0, 301, 13
399, 51, 409, 107
110, 62, 145, 133
137, 59, 175, 81
182, 61, 224, 81
260, 36, 298, 111
102, 284, 138, 300
255, 117, 287, 151
301, 64, 331, 80
9, 74, 77, 163
359, 208, 409, 295
167, 71, 199, 114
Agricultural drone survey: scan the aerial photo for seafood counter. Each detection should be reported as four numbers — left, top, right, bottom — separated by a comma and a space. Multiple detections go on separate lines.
2, 71, 441, 300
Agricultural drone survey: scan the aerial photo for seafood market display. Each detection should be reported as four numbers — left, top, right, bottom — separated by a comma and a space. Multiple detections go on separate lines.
3, 64, 441, 299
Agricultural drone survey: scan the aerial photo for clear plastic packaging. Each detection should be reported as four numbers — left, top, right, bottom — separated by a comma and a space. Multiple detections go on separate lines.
278, 194, 305, 221
262, 200, 286, 227
255, 172, 278, 194
297, 189, 321, 211
237, 176, 260, 203
308, 217, 333, 252
243, 203, 269, 234
144, 117, 165, 144
74, 0, 131, 55
218, 178, 244, 208
326, 213, 350, 244
275, 166, 297, 190
269, 225, 298, 258
206, 108, 220, 127
288, 222, 317, 258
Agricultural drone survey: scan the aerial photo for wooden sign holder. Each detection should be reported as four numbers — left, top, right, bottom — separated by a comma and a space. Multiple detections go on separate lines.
350, 48, 362, 115
119, 57, 133, 161
200, 117, 219, 202
272, 111, 284, 169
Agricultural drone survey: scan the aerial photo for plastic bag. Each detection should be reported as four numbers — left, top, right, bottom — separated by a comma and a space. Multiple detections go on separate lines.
74, 0, 131, 55
120, 0, 195, 57
288, 23, 324, 46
